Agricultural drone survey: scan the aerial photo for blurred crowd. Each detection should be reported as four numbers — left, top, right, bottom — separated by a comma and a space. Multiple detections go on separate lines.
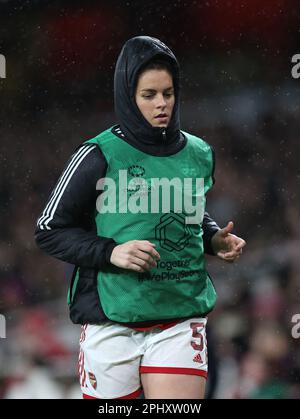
1, 0, 300, 399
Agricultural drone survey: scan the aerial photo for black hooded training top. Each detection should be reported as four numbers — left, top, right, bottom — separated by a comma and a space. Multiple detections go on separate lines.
35, 36, 220, 324
114, 35, 184, 155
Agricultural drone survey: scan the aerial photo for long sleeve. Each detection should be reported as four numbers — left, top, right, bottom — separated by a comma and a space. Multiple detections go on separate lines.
35, 144, 117, 269
202, 211, 220, 255
202, 145, 220, 255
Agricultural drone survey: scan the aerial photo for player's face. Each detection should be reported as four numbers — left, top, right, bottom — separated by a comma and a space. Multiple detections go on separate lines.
135, 69, 175, 128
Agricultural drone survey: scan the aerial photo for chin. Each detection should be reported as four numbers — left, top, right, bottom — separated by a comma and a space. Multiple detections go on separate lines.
154, 122, 168, 128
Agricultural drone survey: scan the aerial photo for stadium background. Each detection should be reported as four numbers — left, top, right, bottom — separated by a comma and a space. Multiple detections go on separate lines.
0, 0, 299, 398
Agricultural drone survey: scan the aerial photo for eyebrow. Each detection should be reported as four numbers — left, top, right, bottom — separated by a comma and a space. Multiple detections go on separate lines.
140, 87, 174, 93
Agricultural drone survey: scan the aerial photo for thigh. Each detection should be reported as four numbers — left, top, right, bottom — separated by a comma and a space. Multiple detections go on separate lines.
79, 322, 143, 399
141, 373, 206, 399
141, 317, 208, 399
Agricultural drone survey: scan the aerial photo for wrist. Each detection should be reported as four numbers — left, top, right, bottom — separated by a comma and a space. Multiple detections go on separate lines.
105, 241, 118, 264
208, 229, 220, 255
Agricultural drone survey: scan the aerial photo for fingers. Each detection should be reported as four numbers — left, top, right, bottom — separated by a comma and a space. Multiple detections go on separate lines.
223, 235, 246, 252
235, 239, 246, 251
135, 250, 158, 269
126, 262, 147, 273
223, 248, 242, 258
129, 255, 156, 272
220, 221, 234, 236
136, 241, 161, 261
129, 241, 160, 271
110, 240, 160, 272
217, 250, 241, 262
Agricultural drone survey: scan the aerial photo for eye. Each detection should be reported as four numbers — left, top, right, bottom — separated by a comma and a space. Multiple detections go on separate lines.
142, 94, 155, 99
164, 91, 174, 98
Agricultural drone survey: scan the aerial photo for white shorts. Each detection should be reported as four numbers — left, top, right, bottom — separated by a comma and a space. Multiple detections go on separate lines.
78, 317, 208, 399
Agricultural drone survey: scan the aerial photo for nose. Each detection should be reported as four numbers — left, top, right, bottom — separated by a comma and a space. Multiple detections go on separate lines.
155, 94, 167, 109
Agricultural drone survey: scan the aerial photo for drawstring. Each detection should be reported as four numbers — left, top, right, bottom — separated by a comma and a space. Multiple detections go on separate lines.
161, 129, 166, 141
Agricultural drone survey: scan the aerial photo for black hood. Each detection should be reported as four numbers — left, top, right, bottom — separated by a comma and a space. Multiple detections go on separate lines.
114, 36, 184, 155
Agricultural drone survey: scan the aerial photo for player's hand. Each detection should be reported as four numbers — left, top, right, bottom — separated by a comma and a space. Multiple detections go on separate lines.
110, 240, 160, 273
211, 221, 246, 263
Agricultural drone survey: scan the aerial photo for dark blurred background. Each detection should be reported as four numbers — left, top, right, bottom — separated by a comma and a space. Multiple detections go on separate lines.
0, 0, 300, 398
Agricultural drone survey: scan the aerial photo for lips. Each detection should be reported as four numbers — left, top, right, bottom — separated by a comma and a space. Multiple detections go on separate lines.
155, 113, 168, 118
